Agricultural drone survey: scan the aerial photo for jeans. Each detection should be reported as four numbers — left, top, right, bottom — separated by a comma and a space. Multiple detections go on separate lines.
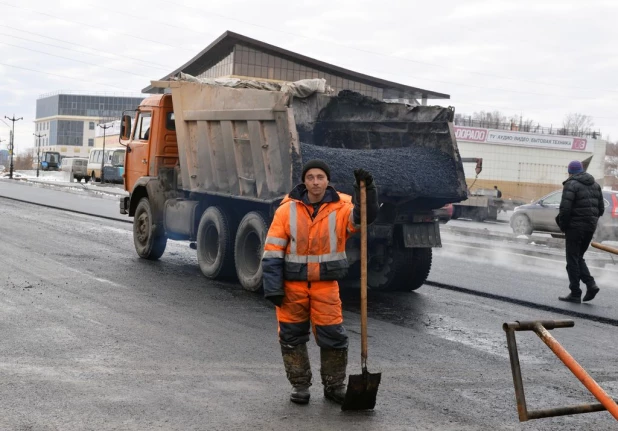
565, 229, 595, 296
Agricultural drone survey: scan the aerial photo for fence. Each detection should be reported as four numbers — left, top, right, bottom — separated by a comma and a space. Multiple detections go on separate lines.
454, 117, 601, 139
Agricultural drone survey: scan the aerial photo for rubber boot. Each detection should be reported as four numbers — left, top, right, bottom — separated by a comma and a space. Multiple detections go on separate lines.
320, 348, 347, 404
281, 344, 312, 404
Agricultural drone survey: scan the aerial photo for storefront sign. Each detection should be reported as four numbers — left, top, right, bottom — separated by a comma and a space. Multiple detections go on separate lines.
454, 126, 591, 152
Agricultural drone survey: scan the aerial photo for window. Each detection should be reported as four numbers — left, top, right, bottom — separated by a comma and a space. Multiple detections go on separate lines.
88, 139, 94, 147
89, 122, 95, 130
166, 112, 176, 131
542, 192, 562, 205
133, 112, 152, 140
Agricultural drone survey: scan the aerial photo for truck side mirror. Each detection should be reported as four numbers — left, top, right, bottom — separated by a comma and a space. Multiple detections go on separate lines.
120, 115, 132, 140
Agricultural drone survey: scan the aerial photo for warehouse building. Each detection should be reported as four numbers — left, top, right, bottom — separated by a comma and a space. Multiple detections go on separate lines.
143, 30, 449, 106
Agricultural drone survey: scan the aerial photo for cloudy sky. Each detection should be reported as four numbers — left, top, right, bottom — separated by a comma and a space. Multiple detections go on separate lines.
1, 0, 617, 152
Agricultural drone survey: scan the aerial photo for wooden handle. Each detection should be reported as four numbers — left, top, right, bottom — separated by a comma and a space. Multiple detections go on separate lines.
360, 180, 368, 368
591, 241, 618, 255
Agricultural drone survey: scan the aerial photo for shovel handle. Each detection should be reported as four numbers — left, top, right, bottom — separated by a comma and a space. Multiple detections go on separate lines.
360, 180, 368, 367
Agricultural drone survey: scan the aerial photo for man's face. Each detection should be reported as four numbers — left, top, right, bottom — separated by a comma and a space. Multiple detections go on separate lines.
304, 168, 328, 202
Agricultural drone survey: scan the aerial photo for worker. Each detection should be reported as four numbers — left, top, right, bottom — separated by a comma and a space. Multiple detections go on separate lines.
556, 160, 604, 303
494, 185, 502, 198
261, 159, 379, 405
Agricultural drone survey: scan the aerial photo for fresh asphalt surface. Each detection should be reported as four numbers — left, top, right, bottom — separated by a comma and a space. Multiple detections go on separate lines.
1, 179, 617, 429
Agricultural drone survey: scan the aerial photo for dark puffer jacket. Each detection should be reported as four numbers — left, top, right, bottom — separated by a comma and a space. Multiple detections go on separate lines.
557, 172, 604, 232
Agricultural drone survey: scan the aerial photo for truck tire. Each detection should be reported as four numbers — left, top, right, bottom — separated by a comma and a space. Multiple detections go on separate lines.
235, 211, 268, 292
511, 214, 533, 235
391, 248, 432, 292
197, 207, 235, 279
451, 206, 461, 220
133, 198, 167, 260
367, 247, 403, 291
473, 207, 488, 222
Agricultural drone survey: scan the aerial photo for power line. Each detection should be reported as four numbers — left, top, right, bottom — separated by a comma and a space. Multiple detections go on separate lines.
155, 0, 617, 94
0, 42, 152, 79
0, 25, 172, 71
0, 1, 195, 53
0, 62, 134, 91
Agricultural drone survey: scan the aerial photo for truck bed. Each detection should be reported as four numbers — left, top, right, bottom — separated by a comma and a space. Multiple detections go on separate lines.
152, 79, 467, 209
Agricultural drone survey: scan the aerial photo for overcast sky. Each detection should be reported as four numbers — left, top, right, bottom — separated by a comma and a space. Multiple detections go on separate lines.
1, 0, 617, 152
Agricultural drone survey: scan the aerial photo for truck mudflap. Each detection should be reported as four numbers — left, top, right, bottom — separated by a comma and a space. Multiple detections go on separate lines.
403, 222, 442, 248
120, 196, 129, 215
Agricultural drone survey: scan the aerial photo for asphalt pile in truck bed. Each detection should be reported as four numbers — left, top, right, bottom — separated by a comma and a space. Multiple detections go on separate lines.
299, 142, 465, 203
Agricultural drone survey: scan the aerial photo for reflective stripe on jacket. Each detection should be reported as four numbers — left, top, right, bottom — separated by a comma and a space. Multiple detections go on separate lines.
262, 185, 359, 298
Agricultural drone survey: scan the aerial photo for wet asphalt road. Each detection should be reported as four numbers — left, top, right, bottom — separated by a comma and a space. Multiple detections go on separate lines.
1, 193, 618, 429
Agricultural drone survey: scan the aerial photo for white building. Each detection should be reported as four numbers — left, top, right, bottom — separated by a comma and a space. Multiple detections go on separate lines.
34, 92, 143, 158
454, 125, 606, 202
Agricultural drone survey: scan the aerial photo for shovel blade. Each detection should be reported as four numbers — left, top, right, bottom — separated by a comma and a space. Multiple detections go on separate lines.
341, 369, 382, 411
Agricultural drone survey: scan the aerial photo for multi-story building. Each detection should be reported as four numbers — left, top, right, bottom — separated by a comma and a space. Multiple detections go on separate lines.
34, 93, 143, 157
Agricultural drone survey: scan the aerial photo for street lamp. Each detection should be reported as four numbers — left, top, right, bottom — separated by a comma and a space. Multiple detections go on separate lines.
98, 121, 113, 183
4, 115, 23, 179
33, 132, 46, 178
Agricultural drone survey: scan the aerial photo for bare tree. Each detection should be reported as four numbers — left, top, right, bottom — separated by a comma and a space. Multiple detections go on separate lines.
14, 151, 34, 170
472, 110, 507, 128
606, 142, 618, 177
562, 113, 594, 135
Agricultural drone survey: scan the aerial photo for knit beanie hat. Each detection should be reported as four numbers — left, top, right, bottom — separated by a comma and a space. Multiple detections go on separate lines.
568, 160, 584, 174
302, 159, 330, 181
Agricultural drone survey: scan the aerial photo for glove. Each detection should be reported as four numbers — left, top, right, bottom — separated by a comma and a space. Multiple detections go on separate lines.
267, 295, 284, 307
354, 168, 373, 187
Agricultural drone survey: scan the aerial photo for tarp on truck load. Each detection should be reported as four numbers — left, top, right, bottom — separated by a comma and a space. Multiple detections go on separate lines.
173, 72, 329, 98
151, 80, 467, 209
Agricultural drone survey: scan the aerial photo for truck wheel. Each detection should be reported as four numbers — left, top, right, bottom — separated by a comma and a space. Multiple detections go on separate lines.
133, 198, 167, 260
197, 206, 234, 279
512, 214, 533, 235
367, 247, 403, 291
391, 248, 432, 291
235, 211, 268, 292
473, 207, 488, 222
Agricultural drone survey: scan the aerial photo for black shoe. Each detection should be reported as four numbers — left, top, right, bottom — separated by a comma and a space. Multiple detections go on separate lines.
559, 293, 581, 303
583, 285, 600, 302
290, 386, 310, 404
324, 386, 346, 404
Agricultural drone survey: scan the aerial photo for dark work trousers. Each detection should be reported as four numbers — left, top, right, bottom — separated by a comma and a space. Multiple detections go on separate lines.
565, 229, 595, 296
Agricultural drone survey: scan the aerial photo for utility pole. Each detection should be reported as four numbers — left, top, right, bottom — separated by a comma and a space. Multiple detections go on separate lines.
0, 138, 5, 172
5, 115, 23, 179
33, 132, 46, 178
98, 122, 113, 183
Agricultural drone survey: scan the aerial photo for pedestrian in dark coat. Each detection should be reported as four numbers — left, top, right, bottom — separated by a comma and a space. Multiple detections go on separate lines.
556, 160, 604, 303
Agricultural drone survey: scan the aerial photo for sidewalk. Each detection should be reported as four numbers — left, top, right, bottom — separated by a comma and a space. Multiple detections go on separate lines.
1, 170, 127, 198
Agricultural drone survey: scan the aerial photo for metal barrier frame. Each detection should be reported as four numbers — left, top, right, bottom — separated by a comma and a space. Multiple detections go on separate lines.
503, 320, 618, 421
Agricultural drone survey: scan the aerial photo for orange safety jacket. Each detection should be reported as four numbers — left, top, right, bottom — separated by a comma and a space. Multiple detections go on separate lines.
262, 185, 359, 298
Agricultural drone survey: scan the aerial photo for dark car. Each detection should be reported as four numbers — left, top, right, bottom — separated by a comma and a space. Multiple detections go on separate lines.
510, 189, 618, 241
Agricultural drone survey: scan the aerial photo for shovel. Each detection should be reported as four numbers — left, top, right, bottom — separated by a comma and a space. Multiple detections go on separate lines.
341, 180, 382, 411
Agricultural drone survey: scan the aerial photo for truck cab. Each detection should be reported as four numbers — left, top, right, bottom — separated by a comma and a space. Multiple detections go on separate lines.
122, 94, 178, 194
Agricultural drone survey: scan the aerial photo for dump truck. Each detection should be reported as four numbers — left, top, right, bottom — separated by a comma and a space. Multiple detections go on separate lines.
451, 158, 504, 221
119, 77, 468, 292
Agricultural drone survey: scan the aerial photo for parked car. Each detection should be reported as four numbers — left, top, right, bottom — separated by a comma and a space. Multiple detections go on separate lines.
60, 157, 90, 182
510, 189, 618, 242
434, 203, 453, 223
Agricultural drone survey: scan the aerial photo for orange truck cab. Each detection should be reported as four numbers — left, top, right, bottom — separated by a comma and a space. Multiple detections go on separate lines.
123, 94, 178, 195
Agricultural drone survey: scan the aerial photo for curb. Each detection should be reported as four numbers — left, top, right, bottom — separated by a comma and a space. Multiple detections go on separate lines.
1, 177, 128, 198
442, 224, 566, 249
